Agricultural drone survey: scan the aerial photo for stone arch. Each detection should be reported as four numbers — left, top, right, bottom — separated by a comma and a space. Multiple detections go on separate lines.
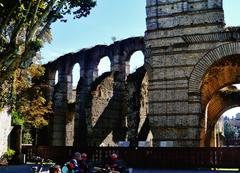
118, 37, 145, 76
189, 42, 240, 94
97, 56, 111, 76
44, 62, 61, 101
207, 89, 240, 128
205, 89, 240, 146
127, 50, 145, 75
123, 37, 144, 62
83, 45, 109, 82
189, 42, 240, 146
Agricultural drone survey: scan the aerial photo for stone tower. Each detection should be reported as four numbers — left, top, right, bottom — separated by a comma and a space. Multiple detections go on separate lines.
145, 0, 225, 146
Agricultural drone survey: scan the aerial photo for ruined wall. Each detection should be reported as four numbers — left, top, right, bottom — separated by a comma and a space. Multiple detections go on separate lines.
44, 37, 146, 146
86, 72, 124, 146
126, 67, 151, 146
84, 67, 150, 147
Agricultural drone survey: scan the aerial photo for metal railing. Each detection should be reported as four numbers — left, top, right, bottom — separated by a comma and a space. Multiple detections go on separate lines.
22, 146, 240, 169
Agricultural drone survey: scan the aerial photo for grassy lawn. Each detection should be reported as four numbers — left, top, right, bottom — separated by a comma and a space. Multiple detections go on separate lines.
212, 168, 239, 171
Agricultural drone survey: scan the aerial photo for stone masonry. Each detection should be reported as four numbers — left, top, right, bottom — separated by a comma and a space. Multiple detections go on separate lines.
44, 37, 146, 146
145, 0, 240, 146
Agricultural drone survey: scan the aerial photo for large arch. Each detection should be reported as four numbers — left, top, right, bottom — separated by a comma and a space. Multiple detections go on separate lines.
189, 42, 240, 94
189, 42, 240, 147
205, 89, 240, 146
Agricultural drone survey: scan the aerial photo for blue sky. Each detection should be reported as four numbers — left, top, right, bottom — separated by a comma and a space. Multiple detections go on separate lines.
41, 0, 240, 117
41, 0, 146, 63
41, 0, 240, 63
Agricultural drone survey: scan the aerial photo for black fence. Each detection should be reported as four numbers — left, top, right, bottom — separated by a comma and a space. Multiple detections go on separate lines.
22, 146, 240, 169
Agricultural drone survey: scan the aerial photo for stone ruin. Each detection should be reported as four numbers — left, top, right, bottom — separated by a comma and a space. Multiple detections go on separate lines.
41, 37, 151, 147
41, 0, 240, 147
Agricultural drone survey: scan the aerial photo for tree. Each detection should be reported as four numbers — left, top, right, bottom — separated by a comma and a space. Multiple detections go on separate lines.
13, 64, 52, 128
0, 0, 96, 108
224, 121, 238, 139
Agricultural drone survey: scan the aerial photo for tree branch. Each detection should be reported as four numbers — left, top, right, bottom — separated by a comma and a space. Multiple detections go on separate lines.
26, 0, 42, 42
38, 0, 66, 39
0, 2, 18, 36
26, 0, 58, 43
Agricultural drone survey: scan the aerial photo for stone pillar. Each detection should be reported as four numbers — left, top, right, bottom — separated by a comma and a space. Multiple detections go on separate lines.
51, 68, 69, 146
74, 64, 96, 147
111, 54, 121, 72
145, 0, 224, 147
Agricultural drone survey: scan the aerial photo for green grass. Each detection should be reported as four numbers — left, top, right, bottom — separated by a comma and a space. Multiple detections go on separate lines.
211, 168, 239, 171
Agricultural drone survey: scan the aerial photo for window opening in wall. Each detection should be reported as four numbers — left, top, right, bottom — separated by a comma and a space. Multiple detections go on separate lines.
72, 63, 80, 89
130, 51, 144, 74
55, 70, 59, 85
98, 56, 111, 76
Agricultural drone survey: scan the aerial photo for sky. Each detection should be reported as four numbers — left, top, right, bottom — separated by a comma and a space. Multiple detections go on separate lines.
41, 0, 240, 117
41, 0, 146, 63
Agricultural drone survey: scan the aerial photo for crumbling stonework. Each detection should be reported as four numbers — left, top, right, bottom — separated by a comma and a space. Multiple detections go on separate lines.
44, 37, 146, 146
126, 67, 151, 146
86, 72, 126, 146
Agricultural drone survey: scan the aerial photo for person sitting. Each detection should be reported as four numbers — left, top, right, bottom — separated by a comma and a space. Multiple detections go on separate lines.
62, 152, 82, 173
50, 165, 62, 173
79, 153, 88, 173
106, 153, 128, 173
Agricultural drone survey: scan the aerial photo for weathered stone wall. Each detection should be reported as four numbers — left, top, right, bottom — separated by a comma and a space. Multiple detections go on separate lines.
84, 67, 150, 147
0, 108, 12, 158
44, 37, 145, 146
145, 0, 240, 147
86, 72, 125, 146
126, 67, 151, 146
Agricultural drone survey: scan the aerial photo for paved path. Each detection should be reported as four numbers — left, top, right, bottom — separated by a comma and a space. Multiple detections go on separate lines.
0, 165, 239, 173
0, 165, 33, 173
132, 169, 239, 173
0, 165, 50, 173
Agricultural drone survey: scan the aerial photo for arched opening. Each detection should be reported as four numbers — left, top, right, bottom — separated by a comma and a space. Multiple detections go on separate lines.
223, 107, 240, 119
223, 0, 240, 26
128, 51, 144, 74
222, 107, 240, 146
69, 63, 80, 102
72, 63, 80, 88
54, 70, 59, 85
200, 55, 240, 147
97, 56, 111, 76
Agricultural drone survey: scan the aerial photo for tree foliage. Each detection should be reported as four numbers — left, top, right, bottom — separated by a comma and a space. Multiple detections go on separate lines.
12, 63, 52, 128
224, 120, 239, 139
0, 0, 96, 108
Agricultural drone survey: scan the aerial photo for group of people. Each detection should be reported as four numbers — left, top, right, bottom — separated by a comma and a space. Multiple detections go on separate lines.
49, 152, 88, 173
49, 152, 125, 173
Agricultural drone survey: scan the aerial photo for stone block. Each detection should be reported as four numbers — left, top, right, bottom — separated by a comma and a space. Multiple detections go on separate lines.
151, 127, 199, 140
150, 89, 188, 102
145, 25, 224, 39
188, 102, 202, 114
